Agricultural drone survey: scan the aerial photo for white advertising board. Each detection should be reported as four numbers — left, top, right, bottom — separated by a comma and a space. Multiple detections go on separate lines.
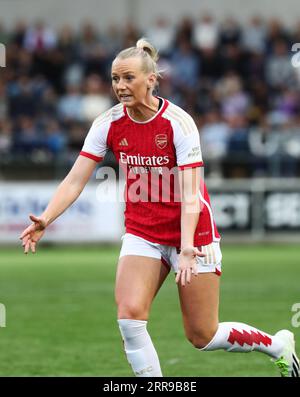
0, 182, 124, 243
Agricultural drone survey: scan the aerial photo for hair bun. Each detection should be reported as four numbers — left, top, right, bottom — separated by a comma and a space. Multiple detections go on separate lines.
136, 38, 159, 62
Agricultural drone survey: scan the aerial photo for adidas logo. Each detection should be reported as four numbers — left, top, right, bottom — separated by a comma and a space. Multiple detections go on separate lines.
119, 138, 128, 146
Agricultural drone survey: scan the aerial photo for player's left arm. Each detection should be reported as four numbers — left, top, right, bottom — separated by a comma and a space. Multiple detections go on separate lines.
172, 111, 205, 286
179, 166, 201, 249
176, 167, 205, 286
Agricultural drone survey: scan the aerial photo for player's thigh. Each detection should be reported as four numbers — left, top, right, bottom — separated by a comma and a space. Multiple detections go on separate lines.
115, 255, 169, 320
177, 273, 220, 337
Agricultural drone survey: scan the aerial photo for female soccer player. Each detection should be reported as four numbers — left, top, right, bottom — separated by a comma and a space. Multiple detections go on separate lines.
20, 38, 299, 378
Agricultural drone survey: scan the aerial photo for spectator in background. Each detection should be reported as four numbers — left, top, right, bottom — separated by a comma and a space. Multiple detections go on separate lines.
245, 51, 265, 84
44, 120, 66, 158
81, 74, 112, 121
146, 17, 174, 56
57, 25, 77, 66
193, 13, 218, 51
242, 15, 266, 54
200, 49, 223, 84
265, 18, 291, 54
23, 20, 57, 53
78, 21, 99, 59
248, 116, 280, 176
63, 62, 85, 88
13, 116, 41, 157
227, 115, 251, 177
175, 17, 194, 44
67, 121, 87, 160
156, 66, 182, 106
283, 116, 300, 170
220, 43, 248, 77
266, 40, 296, 90
200, 108, 230, 177
102, 24, 122, 56
170, 36, 199, 92
0, 119, 13, 157
219, 17, 241, 46
291, 19, 300, 44
8, 75, 38, 118
247, 80, 269, 124
215, 74, 250, 121
37, 87, 58, 119
275, 89, 300, 119
77, 21, 109, 78
10, 19, 27, 48
192, 13, 221, 86
0, 81, 8, 120
0, 20, 10, 46
266, 116, 300, 177
122, 22, 140, 48
12, 48, 34, 77
57, 83, 84, 122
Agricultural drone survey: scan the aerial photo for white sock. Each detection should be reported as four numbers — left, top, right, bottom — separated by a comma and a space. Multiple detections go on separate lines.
118, 319, 163, 377
201, 322, 285, 358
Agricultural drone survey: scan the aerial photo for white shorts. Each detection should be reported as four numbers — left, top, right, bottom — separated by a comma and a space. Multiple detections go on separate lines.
119, 233, 222, 275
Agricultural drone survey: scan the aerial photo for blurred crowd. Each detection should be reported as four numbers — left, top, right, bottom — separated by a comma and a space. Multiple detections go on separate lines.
1, 14, 300, 178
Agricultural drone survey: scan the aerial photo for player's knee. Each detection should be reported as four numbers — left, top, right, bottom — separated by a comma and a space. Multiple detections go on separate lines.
117, 302, 149, 320
187, 327, 217, 349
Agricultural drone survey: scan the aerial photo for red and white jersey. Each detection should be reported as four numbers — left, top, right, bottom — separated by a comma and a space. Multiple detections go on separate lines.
80, 98, 220, 247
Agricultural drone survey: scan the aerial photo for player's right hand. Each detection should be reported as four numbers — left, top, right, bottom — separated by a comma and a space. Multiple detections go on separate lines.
19, 214, 47, 254
175, 246, 205, 286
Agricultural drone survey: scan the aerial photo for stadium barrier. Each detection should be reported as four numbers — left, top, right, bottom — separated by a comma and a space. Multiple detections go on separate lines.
0, 181, 124, 243
0, 179, 299, 244
207, 178, 300, 243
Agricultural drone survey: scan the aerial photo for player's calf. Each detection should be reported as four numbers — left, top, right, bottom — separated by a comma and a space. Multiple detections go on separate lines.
199, 322, 285, 358
186, 326, 218, 349
118, 319, 163, 377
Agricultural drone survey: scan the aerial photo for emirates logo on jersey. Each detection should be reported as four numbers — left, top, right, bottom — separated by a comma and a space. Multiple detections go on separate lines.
119, 152, 169, 166
155, 134, 168, 149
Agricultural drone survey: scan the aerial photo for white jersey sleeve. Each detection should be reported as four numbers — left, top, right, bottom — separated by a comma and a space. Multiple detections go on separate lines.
80, 115, 111, 162
163, 103, 203, 169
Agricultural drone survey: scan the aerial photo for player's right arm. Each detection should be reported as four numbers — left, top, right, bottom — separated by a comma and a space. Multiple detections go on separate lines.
20, 156, 98, 254
20, 111, 110, 254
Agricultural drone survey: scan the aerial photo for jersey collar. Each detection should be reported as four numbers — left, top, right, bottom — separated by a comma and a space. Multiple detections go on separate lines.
124, 97, 169, 124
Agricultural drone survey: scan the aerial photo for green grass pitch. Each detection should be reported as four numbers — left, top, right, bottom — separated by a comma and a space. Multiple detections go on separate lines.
0, 244, 299, 377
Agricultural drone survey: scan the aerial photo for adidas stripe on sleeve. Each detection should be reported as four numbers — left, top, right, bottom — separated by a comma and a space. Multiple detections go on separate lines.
164, 104, 203, 170
80, 116, 111, 162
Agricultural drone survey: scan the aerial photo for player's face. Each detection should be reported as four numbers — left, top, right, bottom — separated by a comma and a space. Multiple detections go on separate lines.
111, 57, 155, 107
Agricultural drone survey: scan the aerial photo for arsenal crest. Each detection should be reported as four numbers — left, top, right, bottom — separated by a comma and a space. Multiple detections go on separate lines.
155, 134, 168, 149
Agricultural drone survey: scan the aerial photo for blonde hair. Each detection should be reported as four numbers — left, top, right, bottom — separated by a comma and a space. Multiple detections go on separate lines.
114, 38, 162, 79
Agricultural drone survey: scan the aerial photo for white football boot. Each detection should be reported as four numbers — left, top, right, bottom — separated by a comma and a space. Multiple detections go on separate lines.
272, 330, 299, 377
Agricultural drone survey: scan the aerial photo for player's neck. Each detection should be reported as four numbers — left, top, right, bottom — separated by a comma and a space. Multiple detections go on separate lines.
127, 96, 160, 122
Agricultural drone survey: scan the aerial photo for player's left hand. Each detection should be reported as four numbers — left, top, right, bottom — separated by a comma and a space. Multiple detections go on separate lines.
175, 247, 205, 286
19, 214, 47, 254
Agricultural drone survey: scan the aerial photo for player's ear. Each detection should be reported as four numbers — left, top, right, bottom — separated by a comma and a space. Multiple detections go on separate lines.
147, 73, 156, 90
